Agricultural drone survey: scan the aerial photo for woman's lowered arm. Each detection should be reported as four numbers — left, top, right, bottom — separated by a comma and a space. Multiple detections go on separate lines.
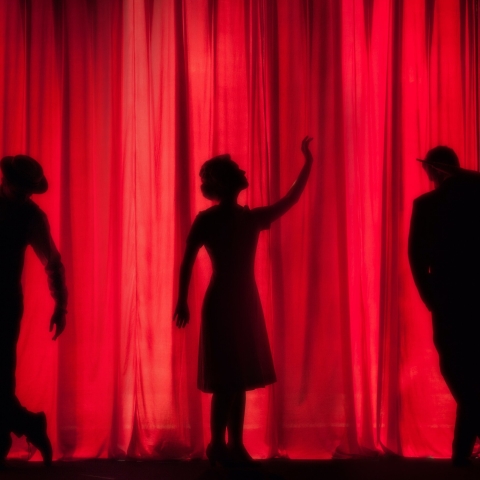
173, 240, 200, 328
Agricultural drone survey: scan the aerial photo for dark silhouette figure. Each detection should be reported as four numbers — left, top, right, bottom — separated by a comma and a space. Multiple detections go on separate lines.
409, 146, 480, 466
174, 137, 313, 467
0, 155, 67, 468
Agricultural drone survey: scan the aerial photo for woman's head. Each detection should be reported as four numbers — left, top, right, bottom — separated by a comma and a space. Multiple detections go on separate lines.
200, 154, 248, 201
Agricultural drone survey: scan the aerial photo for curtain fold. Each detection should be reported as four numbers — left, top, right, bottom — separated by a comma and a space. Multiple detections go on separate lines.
0, 0, 478, 459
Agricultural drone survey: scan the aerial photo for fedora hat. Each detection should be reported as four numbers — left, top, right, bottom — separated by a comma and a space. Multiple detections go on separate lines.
416, 146, 462, 176
0, 155, 48, 194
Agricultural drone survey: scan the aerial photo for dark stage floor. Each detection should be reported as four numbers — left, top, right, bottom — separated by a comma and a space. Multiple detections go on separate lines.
2, 458, 480, 480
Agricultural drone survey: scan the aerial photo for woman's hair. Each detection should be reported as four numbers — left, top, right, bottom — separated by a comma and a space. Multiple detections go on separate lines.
200, 154, 245, 200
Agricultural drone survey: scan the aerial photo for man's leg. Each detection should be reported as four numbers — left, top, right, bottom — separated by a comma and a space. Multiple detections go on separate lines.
437, 337, 480, 464
452, 403, 477, 465
0, 323, 19, 464
0, 311, 52, 466
12, 407, 52, 466
0, 432, 11, 460
0, 411, 12, 466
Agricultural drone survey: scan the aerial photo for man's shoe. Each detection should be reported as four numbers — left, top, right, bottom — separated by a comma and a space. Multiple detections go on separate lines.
452, 455, 472, 467
25, 412, 52, 466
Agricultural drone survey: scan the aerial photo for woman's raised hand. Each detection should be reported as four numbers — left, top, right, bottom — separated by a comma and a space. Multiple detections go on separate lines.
301, 136, 313, 164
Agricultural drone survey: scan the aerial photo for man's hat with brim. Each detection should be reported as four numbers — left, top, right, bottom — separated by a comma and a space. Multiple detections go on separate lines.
0, 155, 48, 194
416, 146, 462, 176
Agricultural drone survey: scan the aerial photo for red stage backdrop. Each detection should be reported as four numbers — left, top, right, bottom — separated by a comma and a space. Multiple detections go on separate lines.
0, 0, 478, 460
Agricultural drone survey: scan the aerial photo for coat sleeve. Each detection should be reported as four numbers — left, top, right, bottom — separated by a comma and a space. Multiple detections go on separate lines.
29, 208, 68, 311
408, 198, 434, 311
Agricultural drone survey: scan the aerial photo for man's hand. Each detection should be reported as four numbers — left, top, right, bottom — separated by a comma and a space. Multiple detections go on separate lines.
173, 301, 189, 328
50, 307, 66, 340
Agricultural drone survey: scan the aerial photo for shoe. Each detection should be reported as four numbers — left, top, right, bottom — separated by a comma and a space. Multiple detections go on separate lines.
206, 442, 232, 467
25, 412, 52, 467
452, 455, 472, 468
227, 445, 260, 467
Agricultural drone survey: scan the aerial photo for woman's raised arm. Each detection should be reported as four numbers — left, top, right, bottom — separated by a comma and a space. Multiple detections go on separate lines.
260, 136, 313, 223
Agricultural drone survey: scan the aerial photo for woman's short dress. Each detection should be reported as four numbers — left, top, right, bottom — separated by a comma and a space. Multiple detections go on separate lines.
187, 204, 277, 393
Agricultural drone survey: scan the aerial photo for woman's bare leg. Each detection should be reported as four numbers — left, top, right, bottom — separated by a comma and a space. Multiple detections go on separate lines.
227, 391, 246, 448
210, 391, 235, 446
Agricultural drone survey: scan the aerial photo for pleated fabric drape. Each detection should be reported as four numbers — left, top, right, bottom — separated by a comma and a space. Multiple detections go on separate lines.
0, 0, 478, 460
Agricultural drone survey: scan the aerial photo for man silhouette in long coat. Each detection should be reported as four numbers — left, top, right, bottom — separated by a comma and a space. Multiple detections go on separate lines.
409, 146, 480, 466
0, 155, 67, 467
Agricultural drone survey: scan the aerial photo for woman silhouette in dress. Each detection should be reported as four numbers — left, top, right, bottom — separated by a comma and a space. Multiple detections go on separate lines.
174, 136, 313, 466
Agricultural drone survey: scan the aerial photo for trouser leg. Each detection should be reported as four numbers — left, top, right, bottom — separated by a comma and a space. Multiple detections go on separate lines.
452, 403, 477, 459
0, 303, 51, 463
451, 382, 480, 460
0, 397, 31, 460
0, 319, 20, 460
437, 343, 480, 460
0, 301, 53, 465
9, 397, 36, 438
0, 373, 12, 461
0, 417, 11, 460
0, 366, 52, 465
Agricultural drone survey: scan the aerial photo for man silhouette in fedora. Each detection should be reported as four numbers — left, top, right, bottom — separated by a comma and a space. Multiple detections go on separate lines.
409, 146, 480, 466
0, 155, 67, 467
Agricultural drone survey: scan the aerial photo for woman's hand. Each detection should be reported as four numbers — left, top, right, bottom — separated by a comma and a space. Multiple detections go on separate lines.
256, 136, 314, 223
301, 136, 313, 164
173, 300, 190, 328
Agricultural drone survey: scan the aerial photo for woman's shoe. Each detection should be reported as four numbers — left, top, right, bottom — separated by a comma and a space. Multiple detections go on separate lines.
227, 443, 255, 466
206, 442, 232, 467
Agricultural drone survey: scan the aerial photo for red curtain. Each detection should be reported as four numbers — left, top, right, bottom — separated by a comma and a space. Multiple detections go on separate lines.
0, 0, 478, 460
